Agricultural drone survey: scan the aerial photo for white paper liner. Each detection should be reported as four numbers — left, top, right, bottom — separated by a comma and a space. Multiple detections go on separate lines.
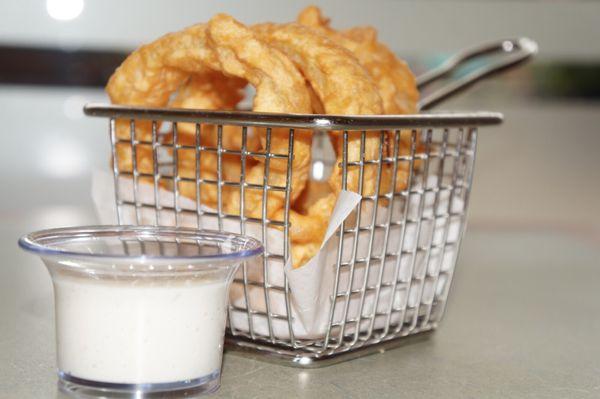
92, 170, 463, 339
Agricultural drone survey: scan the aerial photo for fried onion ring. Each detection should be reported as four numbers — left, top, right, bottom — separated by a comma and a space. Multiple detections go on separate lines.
106, 15, 313, 221
167, 73, 256, 208
297, 6, 420, 191
253, 22, 386, 264
107, 12, 422, 269
297, 6, 419, 115
206, 15, 313, 219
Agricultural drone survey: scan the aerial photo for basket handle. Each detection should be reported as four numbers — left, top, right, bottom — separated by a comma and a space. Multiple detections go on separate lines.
417, 37, 538, 110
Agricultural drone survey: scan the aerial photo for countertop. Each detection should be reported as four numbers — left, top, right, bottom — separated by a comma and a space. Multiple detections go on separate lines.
1, 86, 599, 398
3, 228, 599, 399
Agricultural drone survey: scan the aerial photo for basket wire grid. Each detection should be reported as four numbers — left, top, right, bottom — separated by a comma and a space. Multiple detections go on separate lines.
84, 37, 536, 366
86, 105, 500, 365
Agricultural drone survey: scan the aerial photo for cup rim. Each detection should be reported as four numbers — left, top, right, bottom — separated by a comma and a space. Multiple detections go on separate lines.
18, 225, 263, 264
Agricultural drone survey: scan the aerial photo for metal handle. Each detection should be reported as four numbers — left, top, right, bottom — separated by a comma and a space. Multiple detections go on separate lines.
417, 37, 538, 110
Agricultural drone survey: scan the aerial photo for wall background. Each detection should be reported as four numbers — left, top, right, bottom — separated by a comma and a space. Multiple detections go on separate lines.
0, 0, 598, 242
1, 0, 600, 60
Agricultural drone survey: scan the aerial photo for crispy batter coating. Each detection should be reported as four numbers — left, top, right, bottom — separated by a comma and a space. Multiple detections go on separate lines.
253, 23, 383, 115
297, 6, 421, 192
168, 73, 255, 208
254, 22, 386, 264
106, 14, 313, 224
107, 23, 217, 178
254, 22, 386, 202
206, 15, 313, 220
297, 6, 419, 115
107, 24, 214, 141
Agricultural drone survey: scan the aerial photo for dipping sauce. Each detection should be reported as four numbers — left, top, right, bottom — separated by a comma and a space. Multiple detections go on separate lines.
53, 271, 228, 384
19, 226, 262, 395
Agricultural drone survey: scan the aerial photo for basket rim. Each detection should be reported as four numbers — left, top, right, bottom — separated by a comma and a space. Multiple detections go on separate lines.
84, 103, 503, 130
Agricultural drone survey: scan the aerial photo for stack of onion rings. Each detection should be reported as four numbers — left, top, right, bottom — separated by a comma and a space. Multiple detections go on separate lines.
106, 8, 419, 268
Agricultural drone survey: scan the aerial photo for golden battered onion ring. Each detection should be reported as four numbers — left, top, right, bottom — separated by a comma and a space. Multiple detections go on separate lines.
106, 15, 313, 221
297, 6, 419, 115
254, 22, 385, 264
173, 75, 324, 256
167, 73, 257, 208
206, 15, 313, 219
297, 6, 420, 191
254, 22, 385, 198
171, 74, 261, 151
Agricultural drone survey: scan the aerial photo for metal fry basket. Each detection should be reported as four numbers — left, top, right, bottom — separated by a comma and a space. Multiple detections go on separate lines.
84, 37, 536, 367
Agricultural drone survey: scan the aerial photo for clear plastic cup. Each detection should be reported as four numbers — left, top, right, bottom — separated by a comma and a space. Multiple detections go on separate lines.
18, 225, 262, 396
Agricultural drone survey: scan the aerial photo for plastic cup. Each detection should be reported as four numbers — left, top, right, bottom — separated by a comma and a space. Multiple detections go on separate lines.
18, 225, 262, 396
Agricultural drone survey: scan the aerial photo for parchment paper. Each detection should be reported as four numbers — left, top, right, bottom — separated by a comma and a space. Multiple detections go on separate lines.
93, 171, 462, 339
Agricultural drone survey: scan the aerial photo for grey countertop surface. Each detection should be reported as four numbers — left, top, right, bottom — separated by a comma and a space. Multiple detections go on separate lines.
3, 227, 599, 399
1, 86, 599, 398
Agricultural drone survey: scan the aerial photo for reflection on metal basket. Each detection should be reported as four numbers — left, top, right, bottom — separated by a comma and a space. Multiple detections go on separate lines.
86, 104, 501, 366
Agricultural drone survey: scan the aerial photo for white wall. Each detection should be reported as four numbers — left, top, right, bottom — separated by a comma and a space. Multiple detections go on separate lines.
1, 0, 599, 60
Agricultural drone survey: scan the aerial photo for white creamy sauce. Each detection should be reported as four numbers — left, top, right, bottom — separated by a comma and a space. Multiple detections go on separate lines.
52, 271, 228, 384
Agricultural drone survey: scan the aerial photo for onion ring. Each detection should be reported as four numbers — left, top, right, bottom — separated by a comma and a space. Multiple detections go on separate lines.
297, 6, 420, 191
106, 14, 313, 221
253, 22, 385, 265
167, 73, 254, 208
297, 6, 418, 115
206, 15, 313, 219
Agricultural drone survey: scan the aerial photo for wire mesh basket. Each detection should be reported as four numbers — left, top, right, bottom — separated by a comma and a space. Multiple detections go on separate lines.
85, 37, 535, 366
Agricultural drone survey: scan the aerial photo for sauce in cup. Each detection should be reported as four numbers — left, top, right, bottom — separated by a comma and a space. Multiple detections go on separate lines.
19, 226, 262, 396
